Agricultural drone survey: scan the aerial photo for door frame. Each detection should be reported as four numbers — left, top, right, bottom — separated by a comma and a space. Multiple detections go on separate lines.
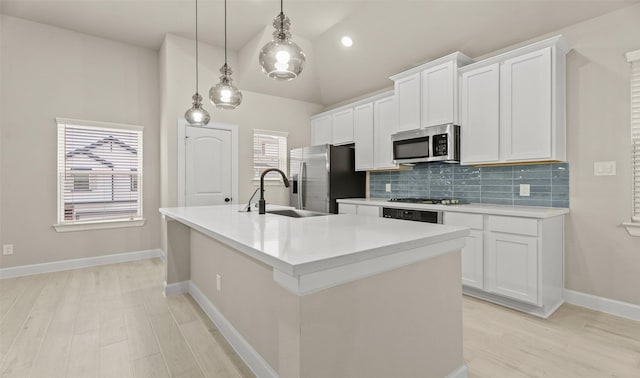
177, 119, 238, 207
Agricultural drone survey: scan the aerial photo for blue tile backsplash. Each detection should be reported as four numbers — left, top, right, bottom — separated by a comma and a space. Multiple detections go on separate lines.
369, 162, 569, 208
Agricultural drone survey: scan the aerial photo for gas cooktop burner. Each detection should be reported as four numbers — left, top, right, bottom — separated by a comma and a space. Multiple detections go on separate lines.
388, 198, 462, 205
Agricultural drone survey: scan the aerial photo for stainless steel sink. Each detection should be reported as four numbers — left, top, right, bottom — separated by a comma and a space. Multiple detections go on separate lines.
266, 209, 331, 218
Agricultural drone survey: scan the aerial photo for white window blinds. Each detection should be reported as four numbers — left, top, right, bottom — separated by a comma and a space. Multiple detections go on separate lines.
56, 119, 143, 224
628, 51, 640, 222
253, 129, 288, 179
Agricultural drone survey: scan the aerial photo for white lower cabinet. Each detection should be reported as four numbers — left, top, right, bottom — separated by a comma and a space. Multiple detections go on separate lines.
461, 230, 484, 290
444, 212, 484, 290
445, 212, 564, 318
338, 203, 380, 217
486, 232, 538, 304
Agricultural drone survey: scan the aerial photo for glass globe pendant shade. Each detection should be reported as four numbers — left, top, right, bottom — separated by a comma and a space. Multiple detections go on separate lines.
259, 13, 305, 81
184, 93, 210, 126
209, 64, 242, 110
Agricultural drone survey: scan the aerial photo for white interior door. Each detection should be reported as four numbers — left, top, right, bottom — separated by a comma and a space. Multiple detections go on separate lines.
185, 126, 232, 206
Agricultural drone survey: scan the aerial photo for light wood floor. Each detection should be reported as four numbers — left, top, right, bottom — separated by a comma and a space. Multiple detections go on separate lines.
1, 258, 639, 377
0, 258, 253, 378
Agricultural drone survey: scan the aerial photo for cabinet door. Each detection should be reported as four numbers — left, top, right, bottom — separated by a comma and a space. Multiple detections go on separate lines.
444, 213, 484, 289
460, 64, 500, 164
500, 47, 552, 161
486, 232, 538, 305
338, 203, 357, 215
394, 73, 421, 132
356, 205, 380, 217
311, 115, 331, 146
353, 103, 374, 171
461, 230, 484, 289
374, 96, 399, 169
331, 108, 354, 145
421, 61, 455, 127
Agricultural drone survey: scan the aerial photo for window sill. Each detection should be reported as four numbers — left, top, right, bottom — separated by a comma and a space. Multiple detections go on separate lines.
622, 222, 640, 237
53, 218, 146, 233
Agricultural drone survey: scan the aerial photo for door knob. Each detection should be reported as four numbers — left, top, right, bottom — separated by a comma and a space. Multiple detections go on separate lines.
224, 197, 231, 202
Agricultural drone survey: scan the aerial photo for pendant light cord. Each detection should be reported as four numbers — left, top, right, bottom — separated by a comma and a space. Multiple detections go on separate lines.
224, 0, 227, 65
279, 0, 284, 33
195, 0, 199, 93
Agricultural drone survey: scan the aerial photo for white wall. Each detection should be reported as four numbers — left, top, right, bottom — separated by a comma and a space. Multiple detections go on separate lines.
0, 15, 161, 268
160, 34, 323, 209
558, 5, 640, 305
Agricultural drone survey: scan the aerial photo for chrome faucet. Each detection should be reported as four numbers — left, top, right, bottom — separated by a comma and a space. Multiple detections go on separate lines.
258, 168, 290, 214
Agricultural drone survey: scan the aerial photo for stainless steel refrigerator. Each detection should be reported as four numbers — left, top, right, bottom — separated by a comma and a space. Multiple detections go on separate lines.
289, 145, 366, 213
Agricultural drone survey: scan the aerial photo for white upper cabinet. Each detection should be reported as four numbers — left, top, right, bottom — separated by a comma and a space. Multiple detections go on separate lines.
501, 48, 552, 161
394, 73, 421, 132
353, 103, 374, 171
460, 63, 501, 164
374, 95, 399, 170
310, 91, 395, 171
331, 108, 354, 145
422, 60, 457, 127
391, 52, 473, 133
459, 36, 569, 165
310, 115, 331, 146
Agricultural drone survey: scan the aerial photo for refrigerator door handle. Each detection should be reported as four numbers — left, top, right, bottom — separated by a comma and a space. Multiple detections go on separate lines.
298, 161, 305, 210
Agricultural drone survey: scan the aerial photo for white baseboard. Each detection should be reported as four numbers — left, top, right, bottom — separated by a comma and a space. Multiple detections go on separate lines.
446, 364, 469, 378
188, 281, 278, 378
163, 280, 189, 296
564, 289, 640, 321
0, 249, 163, 279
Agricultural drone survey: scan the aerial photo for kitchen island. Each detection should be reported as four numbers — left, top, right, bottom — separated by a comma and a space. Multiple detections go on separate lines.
160, 204, 470, 378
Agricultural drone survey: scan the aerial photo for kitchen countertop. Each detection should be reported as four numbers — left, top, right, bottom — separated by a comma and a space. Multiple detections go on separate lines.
160, 204, 469, 280
337, 198, 570, 218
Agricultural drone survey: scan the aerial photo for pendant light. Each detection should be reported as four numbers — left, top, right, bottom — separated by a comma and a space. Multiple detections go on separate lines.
258, 0, 306, 81
209, 0, 242, 109
184, 0, 210, 126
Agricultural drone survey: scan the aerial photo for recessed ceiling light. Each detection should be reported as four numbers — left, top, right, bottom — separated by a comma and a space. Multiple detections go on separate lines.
341, 36, 353, 47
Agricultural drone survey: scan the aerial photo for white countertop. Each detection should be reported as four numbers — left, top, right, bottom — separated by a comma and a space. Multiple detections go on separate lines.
160, 204, 469, 279
337, 198, 570, 218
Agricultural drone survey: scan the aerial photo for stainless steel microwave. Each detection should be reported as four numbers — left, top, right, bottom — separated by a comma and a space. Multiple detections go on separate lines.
391, 124, 460, 164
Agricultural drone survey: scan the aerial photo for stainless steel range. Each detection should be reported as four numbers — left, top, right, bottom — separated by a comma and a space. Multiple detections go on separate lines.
382, 197, 464, 224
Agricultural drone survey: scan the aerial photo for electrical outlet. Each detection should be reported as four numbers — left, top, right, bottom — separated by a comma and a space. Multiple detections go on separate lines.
385, 183, 391, 193
594, 161, 616, 176
216, 274, 221, 292
2, 244, 14, 255
519, 184, 531, 197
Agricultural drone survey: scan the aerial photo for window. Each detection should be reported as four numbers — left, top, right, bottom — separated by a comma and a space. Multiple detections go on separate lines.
625, 50, 640, 236
253, 129, 288, 181
55, 118, 144, 231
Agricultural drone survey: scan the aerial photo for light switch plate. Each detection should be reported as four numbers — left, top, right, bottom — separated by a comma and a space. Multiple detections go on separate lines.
2, 244, 13, 255
594, 161, 616, 176
519, 184, 531, 197
385, 183, 391, 193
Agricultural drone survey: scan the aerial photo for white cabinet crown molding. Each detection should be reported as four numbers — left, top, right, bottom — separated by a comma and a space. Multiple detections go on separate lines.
311, 90, 394, 119
459, 35, 570, 73
389, 51, 474, 80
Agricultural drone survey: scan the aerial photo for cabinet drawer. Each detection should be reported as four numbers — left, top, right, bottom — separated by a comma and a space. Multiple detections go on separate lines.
339, 203, 357, 215
488, 216, 537, 236
444, 212, 483, 230
357, 205, 380, 217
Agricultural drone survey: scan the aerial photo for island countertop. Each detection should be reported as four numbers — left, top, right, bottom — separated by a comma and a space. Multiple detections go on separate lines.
160, 204, 469, 279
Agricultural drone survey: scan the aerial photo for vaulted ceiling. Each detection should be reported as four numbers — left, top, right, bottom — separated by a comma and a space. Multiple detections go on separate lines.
2, 0, 638, 106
